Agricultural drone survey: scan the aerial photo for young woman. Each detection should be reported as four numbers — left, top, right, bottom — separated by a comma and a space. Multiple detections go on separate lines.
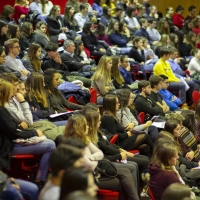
173, 5, 185, 29
0, 20, 9, 47
22, 43, 43, 74
149, 140, 182, 199
169, 33, 179, 49
40, 0, 53, 15
165, 7, 178, 33
91, 56, 115, 104
44, 68, 83, 112
46, 5, 76, 43
157, 18, 170, 35
102, 0, 115, 16
124, 6, 140, 34
0, 79, 56, 185
192, 16, 200, 36
92, 0, 103, 17
182, 20, 193, 34
82, 22, 111, 58
74, 40, 96, 66
116, 89, 158, 143
107, 19, 132, 53
20, 22, 35, 52
34, 21, 50, 49
186, 31, 196, 56
64, 114, 140, 200
13, 0, 29, 24
100, 6, 112, 26
119, 21, 131, 41
60, 167, 98, 200
63, 6, 80, 32
101, 94, 154, 157
164, 119, 197, 163
0, 5, 14, 24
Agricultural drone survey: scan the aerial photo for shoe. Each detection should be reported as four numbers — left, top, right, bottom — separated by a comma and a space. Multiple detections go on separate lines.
181, 103, 189, 110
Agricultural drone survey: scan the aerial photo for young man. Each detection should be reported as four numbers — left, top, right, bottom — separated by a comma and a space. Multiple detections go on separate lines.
39, 142, 85, 200
135, 4, 147, 21
116, 0, 128, 12
159, 74, 181, 111
153, 47, 195, 109
74, 3, 90, 28
134, 80, 164, 116
185, 5, 196, 21
148, 75, 170, 113
4, 38, 30, 81
146, 18, 160, 45
112, 6, 124, 22
118, 55, 139, 90
134, 18, 151, 45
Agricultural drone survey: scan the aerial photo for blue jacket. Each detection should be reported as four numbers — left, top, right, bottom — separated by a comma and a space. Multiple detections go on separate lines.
158, 89, 181, 111
119, 66, 133, 84
92, 3, 103, 17
108, 32, 127, 47
134, 28, 151, 44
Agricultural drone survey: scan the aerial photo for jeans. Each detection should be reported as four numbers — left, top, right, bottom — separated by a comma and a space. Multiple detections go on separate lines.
17, 179, 38, 200
168, 82, 186, 103
120, 47, 132, 55
37, 15, 47, 24
11, 139, 55, 181
53, 120, 67, 126
143, 63, 154, 71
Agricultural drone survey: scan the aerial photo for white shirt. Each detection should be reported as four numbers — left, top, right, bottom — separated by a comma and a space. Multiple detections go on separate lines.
124, 16, 140, 29
146, 27, 161, 42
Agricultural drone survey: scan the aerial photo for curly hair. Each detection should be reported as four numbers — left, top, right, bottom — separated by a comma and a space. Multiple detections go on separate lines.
64, 114, 90, 145
20, 22, 33, 39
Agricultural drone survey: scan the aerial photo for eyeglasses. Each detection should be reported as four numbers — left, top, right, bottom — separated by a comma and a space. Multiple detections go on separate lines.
12, 46, 20, 49
0, 55, 6, 58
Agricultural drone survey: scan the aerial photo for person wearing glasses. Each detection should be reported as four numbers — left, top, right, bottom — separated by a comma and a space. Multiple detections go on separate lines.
4, 38, 30, 81
158, 74, 181, 111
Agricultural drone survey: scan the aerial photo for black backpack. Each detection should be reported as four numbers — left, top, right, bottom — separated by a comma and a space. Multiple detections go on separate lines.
21, 10, 39, 26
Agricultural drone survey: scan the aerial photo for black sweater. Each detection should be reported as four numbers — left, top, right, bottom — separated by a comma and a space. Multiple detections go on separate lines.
129, 46, 145, 63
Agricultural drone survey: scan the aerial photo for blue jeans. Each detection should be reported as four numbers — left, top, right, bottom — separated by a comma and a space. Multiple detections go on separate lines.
11, 139, 55, 181
17, 179, 38, 200
121, 47, 131, 55
53, 120, 67, 126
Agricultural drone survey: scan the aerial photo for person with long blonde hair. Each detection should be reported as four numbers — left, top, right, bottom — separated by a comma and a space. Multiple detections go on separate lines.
22, 43, 43, 74
91, 55, 115, 104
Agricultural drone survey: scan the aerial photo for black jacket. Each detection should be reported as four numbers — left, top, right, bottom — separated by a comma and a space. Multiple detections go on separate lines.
0, 107, 37, 169
63, 18, 79, 32
129, 46, 145, 63
134, 94, 163, 116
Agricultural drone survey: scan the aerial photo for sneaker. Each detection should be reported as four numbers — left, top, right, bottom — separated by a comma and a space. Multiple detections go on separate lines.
181, 103, 189, 110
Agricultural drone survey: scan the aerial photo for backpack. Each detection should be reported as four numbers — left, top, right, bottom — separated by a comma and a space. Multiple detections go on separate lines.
21, 10, 39, 26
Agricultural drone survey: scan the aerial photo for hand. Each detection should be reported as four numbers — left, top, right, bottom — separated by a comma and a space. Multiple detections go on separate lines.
120, 152, 127, 160
127, 131, 133, 137
126, 65, 131, 71
20, 70, 28, 76
15, 93, 25, 102
32, 107, 37, 112
36, 130, 44, 137
53, 53, 62, 63
81, 61, 87, 64
9, 178, 20, 192
144, 120, 152, 127
105, 86, 110, 91
172, 96, 177, 101
125, 123, 134, 131
99, 48, 106, 53
62, 27, 67, 32
55, 110, 58, 114
19, 121, 28, 129
93, 10, 98, 15
185, 151, 194, 161
140, 62, 144, 65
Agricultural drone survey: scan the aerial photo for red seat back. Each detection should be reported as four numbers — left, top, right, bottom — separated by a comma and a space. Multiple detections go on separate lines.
109, 134, 118, 144
192, 91, 200, 106
90, 88, 97, 103
137, 112, 145, 124
148, 187, 156, 200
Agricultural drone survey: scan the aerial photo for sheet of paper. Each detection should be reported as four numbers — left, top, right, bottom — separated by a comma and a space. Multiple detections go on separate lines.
50, 111, 73, 118
152, 122, 165, 128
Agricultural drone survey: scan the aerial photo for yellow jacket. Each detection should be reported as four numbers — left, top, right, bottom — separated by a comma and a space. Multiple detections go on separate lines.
153, 58, 179, 82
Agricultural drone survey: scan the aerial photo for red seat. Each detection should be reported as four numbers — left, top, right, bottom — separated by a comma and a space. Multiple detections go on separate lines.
89, 88, 97, 103
192, 90, 200, 107
185, 69, 190, 76
131, 71, 143, 81
148, 187, 156, 200
68, 96, 79, 104
98, 189, 119, 200
109, 134, 118, 144
84, 47, 98, 60
137, 112, 145, 124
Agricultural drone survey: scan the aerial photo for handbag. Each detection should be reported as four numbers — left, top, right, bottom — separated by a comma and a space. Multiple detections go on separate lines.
95, 159, 118, 178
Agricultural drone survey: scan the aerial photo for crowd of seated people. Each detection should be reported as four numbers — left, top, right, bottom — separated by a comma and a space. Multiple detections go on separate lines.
1, 0, 200, 199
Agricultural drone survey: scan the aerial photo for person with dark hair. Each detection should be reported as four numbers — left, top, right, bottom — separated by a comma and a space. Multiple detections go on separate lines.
82, 22, 111, 57
44, 68, 83, 111
22, 43, 43, 74
66, 0, 80, 14
38, 143, 84, 200
0, 5, 14, 24
173, 5, 185, 29
125, 6, 140, 33
92, 0, 103, 17
135, 4, 146, 21
63, 6, 80, 32
74, 4, 90, 28
186, 5, 196, 21
0, 20, 9, 47
112, 6, 124, 22
192, 16, 200, 36
165, 7, 179, 33
100, 6, 112, 26
60, 167, 98, 200
146, 18, 161, 45
47, 5, 77, 43
34, 21, 50, 48
102, 0, 115, 16
182, 20, 193, 34
116, 0, 128, 12
148, 75, 170, 113
134, 80, 164, 116
158, 75, 181, 111
134, 18, 151, 44
141, 0, 150, 15
154, 47, 194, 109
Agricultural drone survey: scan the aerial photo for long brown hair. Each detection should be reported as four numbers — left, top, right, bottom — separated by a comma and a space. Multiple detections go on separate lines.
25, 72, 48, 108
0, 79, 13, 106
64, 115, 90, 145
25, 43, 42, 72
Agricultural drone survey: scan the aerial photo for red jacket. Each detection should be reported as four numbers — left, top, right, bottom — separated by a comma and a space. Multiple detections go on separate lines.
173, 13, 184, 29
192, 27, 200, 36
